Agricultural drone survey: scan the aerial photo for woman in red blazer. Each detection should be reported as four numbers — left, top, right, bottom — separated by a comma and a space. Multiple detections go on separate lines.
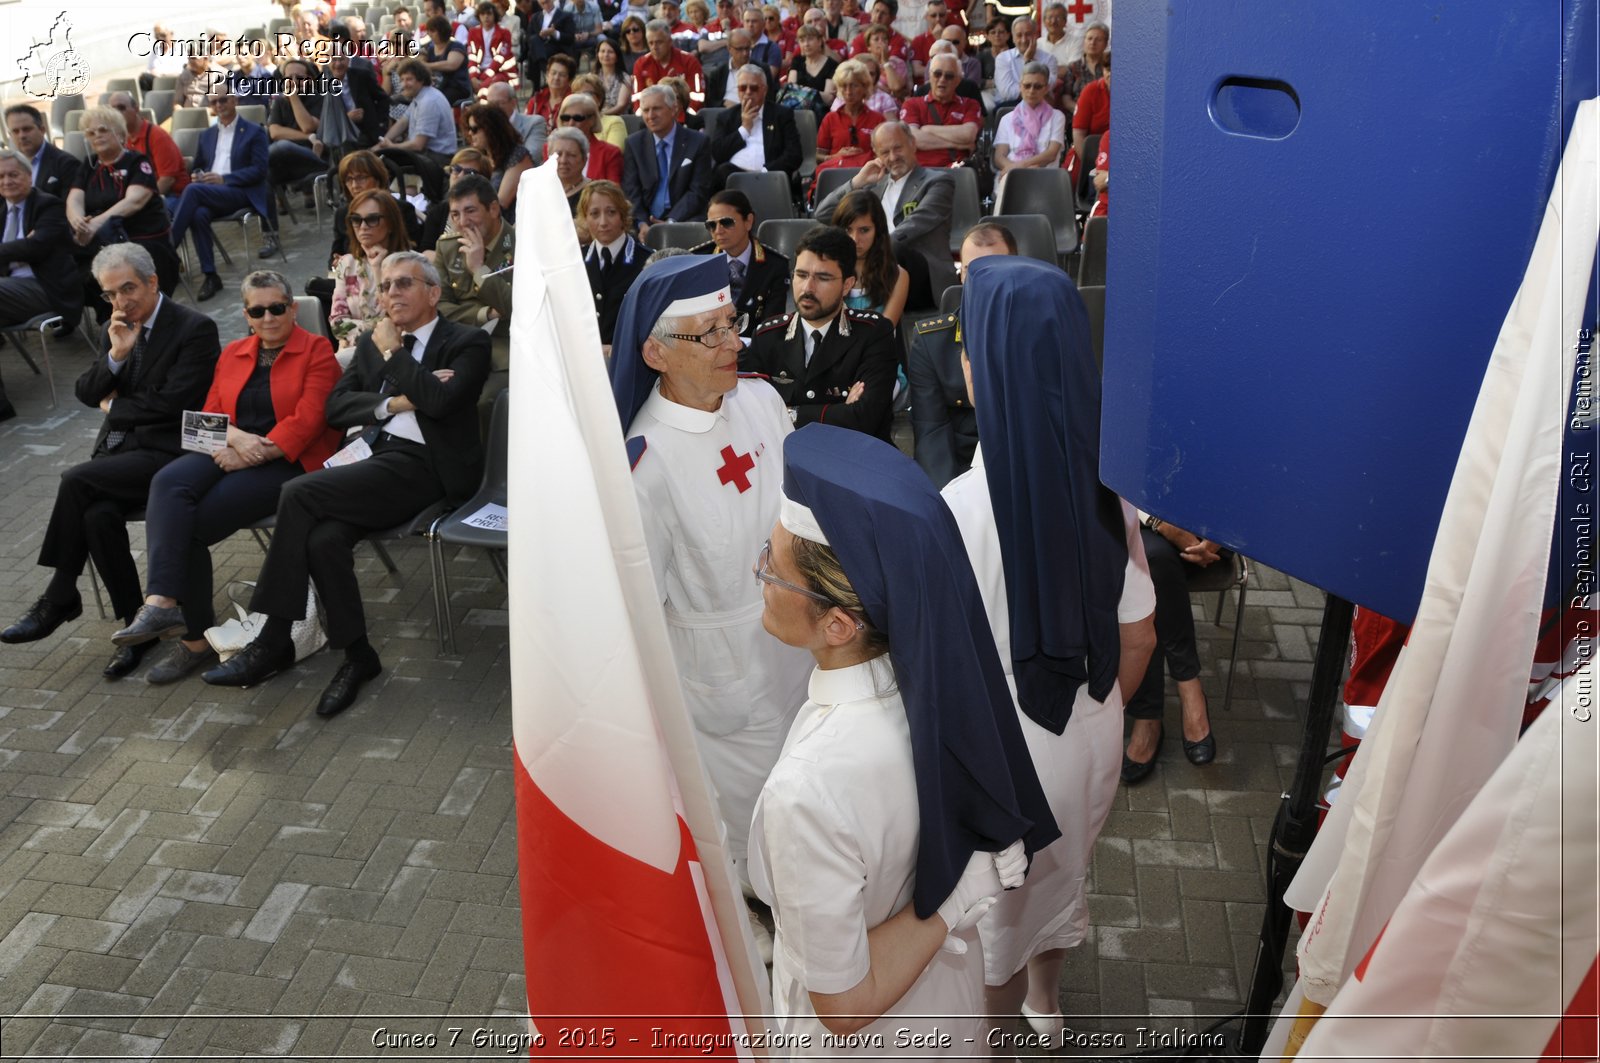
108, 272, 345, 684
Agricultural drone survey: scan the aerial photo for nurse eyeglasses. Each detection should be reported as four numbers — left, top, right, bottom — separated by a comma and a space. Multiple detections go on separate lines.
756, 540, 866, 629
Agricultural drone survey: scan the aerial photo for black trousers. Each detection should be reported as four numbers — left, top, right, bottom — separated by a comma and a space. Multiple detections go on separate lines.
38, 447, 177, 621
1125, 525, 1205, 721
248, 440, 444, 650
895, 244, 936, 313
144, 452, 301, 639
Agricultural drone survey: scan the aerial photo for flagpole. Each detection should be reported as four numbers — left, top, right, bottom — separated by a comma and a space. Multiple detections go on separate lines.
1235, 595, 1352, 1056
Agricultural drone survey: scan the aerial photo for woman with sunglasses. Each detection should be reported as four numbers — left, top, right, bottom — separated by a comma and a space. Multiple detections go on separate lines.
992, 62, 1063, 189
109, 270, 342, 685
619, 17, 650, 77
330, 189, 413, 366
570, 75, 630, 150
327, 151, 421, 261
592, 39, 636, 116
462, 103, 534, 220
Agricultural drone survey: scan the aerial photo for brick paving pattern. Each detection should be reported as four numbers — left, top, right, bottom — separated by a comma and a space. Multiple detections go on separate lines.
0, 179, 1323, 1060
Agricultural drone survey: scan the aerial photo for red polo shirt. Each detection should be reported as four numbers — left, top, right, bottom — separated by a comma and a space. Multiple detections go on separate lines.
126, 121, 188, 195
901, 92, 981, 167
632, 48, 707, 112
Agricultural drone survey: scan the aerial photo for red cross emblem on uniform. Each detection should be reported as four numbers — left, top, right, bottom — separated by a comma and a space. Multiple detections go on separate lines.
717, 291, 728, 303
716, 445, 755, 493
1066, 0, 1094, 20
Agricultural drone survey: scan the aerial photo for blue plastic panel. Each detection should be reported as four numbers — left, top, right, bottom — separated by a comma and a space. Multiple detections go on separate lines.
1101, 1, 1597, 622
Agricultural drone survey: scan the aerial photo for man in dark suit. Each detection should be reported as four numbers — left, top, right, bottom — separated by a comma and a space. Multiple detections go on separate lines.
2, 105, 81, 201
169, 86, 273, 301
708, 64, 801, 188
202, 251, 491, 718
703, 30, 758, 109
686, 189, 789, 335
0, 150, 87, 419
524, 0, 576, 87
814, 120, 955, 311
740, 225, 898, 440
0, 243, 218, 678
622, 85, 717, 240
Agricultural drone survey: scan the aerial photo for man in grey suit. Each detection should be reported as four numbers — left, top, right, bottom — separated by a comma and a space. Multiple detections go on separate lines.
814, 121, 955, 311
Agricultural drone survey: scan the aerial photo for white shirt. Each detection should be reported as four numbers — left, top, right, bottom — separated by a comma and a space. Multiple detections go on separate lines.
880, 171, 911, 222
800, 317, 830, 367
749, 658, 984, 1053
106, 294, 165, 373
729, 113, 766, 171
994, 47, 1058, 102
375, 313, 440, 443
211, 116, 238, 178
3, 201, 33, 278
627, 377, 812, 867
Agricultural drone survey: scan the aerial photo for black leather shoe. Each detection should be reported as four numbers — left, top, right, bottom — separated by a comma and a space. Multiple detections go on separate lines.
1120, 724, 1163, 786
1, 596, 83, 643
257, 233, 280, 259
103, 641, 150, 680
201, 641, 294, 688
1183, 732, 1217, 766
197, 273, 224, 301
316, 657, 382, 718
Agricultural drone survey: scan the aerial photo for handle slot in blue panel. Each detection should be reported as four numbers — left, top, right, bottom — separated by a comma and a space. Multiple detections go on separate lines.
1209, 76, 1301, 139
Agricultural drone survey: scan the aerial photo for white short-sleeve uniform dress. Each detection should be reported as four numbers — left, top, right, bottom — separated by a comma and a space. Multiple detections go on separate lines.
942, 445, 1156, 984
749, 659, 985, 1056
628, 377, 814, 872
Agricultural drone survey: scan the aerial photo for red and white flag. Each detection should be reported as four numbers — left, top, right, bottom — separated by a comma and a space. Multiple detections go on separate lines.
506, 166, 770, 1053
1281, 662, 1598, 1060
1268, 98, 1600, 1056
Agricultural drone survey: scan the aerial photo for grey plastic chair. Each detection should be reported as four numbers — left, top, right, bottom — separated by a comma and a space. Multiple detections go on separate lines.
756, 217, 821, 260
426, 390, 510, 654
644, 221, 709, 251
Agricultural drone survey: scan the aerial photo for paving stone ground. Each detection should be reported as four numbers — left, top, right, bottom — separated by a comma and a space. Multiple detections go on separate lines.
0, 169, 1327, 1061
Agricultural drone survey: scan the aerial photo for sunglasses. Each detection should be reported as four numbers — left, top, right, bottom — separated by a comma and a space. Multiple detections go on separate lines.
559, 112, 591, 122
464, 124, 480, 133
704, 216, 739, 231
450, 164, 483, 175
245, 302, 291, 318
350, 212, 386, 227
930, 70, 957, 79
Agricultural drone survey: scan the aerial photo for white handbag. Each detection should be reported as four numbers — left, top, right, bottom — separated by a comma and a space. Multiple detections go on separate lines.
205, 581, 327, 663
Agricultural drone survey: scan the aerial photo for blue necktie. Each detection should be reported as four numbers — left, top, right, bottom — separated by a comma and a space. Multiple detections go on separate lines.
651, 139, 672, 219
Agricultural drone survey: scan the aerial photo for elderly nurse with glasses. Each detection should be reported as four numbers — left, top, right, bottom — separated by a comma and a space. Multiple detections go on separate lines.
109, 271, 342, 685
609, 254, 814, 963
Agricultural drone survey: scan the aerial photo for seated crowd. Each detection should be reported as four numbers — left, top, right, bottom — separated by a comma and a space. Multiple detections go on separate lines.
0, 0, 1136, 734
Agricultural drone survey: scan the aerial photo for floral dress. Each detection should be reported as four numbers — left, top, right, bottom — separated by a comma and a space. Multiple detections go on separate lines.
329, 249, 387, 362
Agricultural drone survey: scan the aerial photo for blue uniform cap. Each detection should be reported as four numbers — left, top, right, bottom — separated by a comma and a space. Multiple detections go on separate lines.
608, 253, 733, 428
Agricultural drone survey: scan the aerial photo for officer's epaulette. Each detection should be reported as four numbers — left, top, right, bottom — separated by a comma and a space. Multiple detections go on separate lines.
626, 435, 648, 471
845, 306, 885, 323
754, 312, 793, 335
686, 240, 715, 254
914, 312, 958, 334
